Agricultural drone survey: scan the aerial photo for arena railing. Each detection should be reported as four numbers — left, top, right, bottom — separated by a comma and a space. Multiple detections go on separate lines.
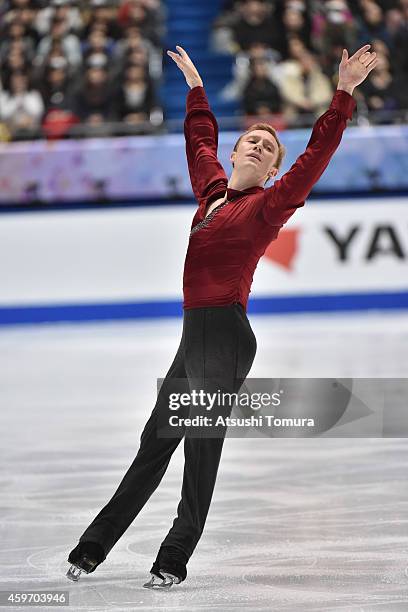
1, 108, 407, 142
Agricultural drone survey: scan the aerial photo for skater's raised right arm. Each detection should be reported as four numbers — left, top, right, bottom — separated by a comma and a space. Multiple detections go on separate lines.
167, 46, 228, 203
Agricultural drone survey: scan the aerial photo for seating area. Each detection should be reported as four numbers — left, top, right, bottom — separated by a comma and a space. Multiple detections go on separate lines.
0, 0, 407, 141
212, 0, 408, 128
0, 0, 168, 140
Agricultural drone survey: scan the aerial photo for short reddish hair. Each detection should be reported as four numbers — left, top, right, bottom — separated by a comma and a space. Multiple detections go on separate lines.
233, 122, 286, 174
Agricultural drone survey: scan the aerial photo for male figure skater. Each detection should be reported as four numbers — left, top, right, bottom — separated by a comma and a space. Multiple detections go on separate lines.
67, 44, 378, 588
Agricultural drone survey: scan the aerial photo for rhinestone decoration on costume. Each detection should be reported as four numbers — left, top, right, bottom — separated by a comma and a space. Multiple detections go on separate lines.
189, 199, 231, 238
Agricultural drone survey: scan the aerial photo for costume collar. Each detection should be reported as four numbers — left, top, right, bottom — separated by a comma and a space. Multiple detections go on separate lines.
226, 185, 264, 200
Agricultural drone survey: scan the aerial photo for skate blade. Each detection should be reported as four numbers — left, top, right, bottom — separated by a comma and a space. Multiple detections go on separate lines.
143, 572, 180, 590
66, 565, 82, 581
66, 556, 99, 581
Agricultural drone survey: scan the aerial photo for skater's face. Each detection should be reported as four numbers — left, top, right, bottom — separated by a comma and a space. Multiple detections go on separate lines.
230, 129, 279, 185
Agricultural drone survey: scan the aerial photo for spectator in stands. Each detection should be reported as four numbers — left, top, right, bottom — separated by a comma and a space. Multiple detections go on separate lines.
359, 51, 399, 118
393, 77, 408, 115
142, 0, 167, 40
125, 1, 161, 48
0, 17, 36, 65
273, 34, 310, 78
384, 7, 405, 51
33, 39, 75, 82
280, 5, 311, 58
39, 56, 80, 139
111, 41, 148, 87
242, 56, 283, 116
0, 50, 30, 90
40, 57, 73, 112
32, 36, 81, 100
356, 1, 392, 48
393, 0, 408, 78
72, 65, 115, 125
82, 27, 116, 64
219, 41, 281, 101
312, 0, 354, 40
126, 45, 149, 69
210, 0, 243, 54
35, 0, 83, 38
370, 38, 392, 66
36, 16, 82, 68
279, 48, 333, 124
83, 0, 123, 41
113, 24, 154, 65
112, 24, 161, 81
115, 63, 159, 124
117, 0, 166, 46
0, 70, 44, 135
231, 0, 286, 56
311, 0, 357, 58
5, 0, 40, 46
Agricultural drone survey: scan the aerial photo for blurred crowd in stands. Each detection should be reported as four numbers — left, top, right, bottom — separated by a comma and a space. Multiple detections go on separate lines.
0, 0, 407, 141
0, 0, 166, 140
213, 0, 408, 127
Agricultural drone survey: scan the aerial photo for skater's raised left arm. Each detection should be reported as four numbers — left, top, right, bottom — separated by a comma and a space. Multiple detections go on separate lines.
262, 44, 379, 227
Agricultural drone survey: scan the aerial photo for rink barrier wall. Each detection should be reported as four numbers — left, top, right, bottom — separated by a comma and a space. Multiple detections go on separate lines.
1, 124, 408, 204
1, 196, 407, 325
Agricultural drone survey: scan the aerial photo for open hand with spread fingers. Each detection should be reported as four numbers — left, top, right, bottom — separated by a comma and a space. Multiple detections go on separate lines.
167, 45, 203, 90
338, 44, 379, 94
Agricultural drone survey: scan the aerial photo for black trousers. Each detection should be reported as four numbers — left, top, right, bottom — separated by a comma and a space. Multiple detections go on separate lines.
78, 302, 257, 572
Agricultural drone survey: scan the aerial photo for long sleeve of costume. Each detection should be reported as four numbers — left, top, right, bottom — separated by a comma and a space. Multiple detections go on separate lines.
262, 89, 356, 226
184, 86, 228, 204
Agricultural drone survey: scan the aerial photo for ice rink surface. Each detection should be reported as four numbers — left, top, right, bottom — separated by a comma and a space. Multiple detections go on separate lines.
1, 311, 408, 611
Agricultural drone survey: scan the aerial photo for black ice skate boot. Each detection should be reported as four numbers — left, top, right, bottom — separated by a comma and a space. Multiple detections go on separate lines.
66, 541, 106, 582
143, 545, 188, 590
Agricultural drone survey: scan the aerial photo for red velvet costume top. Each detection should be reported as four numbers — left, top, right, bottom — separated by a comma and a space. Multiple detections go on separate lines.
182, 86, 356, 310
